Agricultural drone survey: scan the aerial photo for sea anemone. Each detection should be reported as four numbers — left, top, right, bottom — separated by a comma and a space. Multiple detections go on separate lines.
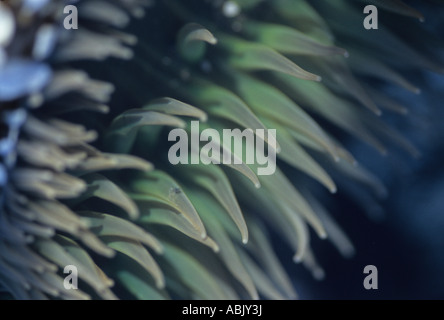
0, 0, 442, 299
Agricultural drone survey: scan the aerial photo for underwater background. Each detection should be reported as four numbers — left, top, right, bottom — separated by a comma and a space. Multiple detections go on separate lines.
306, 75, 444, 299
296, 2, 444, 298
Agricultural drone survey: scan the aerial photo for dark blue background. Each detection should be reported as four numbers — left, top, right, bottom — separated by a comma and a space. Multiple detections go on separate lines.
285, 2, 444, 299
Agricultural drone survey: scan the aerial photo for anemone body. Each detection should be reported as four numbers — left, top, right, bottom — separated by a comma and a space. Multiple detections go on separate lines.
0, 0, 442, 300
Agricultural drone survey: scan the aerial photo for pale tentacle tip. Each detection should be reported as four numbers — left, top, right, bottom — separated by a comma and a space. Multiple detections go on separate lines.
156, 278, 166, 289
200, 113, 208, 122
293, 254, 303, 264
319, 230, 328, 240
313, 268, 325, 281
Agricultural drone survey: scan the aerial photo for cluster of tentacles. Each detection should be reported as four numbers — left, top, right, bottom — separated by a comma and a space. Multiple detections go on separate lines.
0, 0, 442, 299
